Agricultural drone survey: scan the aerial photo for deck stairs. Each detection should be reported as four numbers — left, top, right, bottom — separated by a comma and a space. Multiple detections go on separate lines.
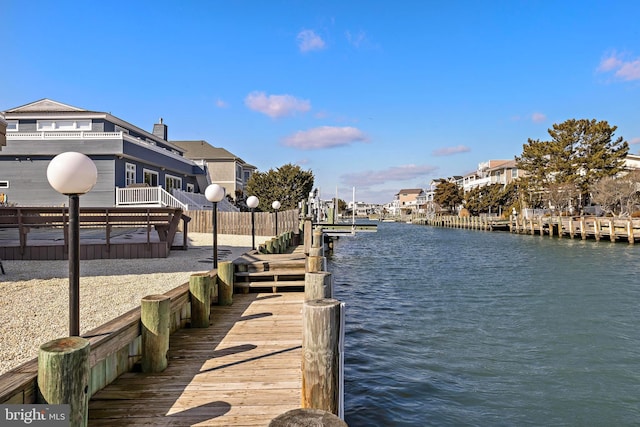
233, 248, 306, 293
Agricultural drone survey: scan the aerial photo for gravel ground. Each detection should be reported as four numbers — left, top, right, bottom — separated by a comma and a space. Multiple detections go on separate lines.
0, 233, 251, 376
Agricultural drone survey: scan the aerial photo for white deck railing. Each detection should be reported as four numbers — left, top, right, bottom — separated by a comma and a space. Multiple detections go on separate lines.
8, 131, 123, 139
116, 186, 188, 210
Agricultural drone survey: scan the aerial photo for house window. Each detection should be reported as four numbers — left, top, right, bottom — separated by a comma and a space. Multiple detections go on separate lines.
243, 171, 251, 183
0, 181, 9, 188
512, 168, 518, 178
6, 121, 18, 132
165, 175, 182, 192
125, 163, 136, 186
186, 183, 195, 192
37, 120, 91, 131
143, 169, 158, 186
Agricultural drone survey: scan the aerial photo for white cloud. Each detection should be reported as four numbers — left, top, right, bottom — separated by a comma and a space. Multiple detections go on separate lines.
283, 126, 368, 150
432, 145, 471, 157
340, 164, 438, 188
244, 91, 311, 118
531, 112, 546, 123
629, 137, 640, 145
597, 51, 640, 81
215, 98, 228, 108
297, 29, 326, 52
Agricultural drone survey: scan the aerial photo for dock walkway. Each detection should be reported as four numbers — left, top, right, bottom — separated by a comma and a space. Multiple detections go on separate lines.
88, 291, 304, 426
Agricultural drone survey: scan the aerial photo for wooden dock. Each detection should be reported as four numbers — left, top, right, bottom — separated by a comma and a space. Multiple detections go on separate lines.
88, 292, 304, 426
417, 214, 640, 243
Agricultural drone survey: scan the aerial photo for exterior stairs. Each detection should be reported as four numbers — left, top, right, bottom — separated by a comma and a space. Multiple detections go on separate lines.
232, 247, 306, 293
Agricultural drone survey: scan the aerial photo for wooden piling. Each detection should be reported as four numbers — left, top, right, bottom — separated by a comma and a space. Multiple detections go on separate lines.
305, 271, 333, 300
609, 219, 616, 242
302, 298, 341, 415
269, 408, 348, 427
141, 294, 170, 373
189, 273, 212, 328
217, 260, 234, 305
304, 219, 313, 255
38, 337, 90, 427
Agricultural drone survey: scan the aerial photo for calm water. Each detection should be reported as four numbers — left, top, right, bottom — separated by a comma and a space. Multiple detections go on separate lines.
328, 222, 640, 426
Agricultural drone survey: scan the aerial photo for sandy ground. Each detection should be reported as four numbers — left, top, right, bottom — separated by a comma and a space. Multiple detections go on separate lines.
0, 232, 251, 376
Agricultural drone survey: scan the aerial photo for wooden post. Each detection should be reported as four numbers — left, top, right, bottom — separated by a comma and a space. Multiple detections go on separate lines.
594, 218, 601, 241
217, 260, 234, 305
269, 408, 348, 427
609, 219, 616, 242
628, 219, 635, 244
304, 219, 313, 255
312, 228, 323, 249
302, 298, 341, 415
141, 294, 170, 373
568, 217, 574, 238
305, 272, 333, 300
307, 255, 325, 273
580, 217, 587, 240
189, 273, 212, 328
38, 337, 90, 427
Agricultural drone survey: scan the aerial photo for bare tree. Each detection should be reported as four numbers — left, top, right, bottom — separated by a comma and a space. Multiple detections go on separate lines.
590, 171, 640, 216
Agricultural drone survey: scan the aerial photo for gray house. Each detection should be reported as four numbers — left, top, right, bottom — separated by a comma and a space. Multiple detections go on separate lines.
0, 99, 206, 207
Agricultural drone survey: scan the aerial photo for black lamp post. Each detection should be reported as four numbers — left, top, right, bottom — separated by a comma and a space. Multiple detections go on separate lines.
46, 152, 97, 336
247, 196, 259, 250
272, 200, 281, 235
205, 184, 225, 269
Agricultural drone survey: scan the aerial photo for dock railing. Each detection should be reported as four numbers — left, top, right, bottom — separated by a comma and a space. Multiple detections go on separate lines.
0, 272, 217, 407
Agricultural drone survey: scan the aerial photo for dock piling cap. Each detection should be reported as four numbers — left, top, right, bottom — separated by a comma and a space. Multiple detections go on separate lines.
269, 408, 348, 426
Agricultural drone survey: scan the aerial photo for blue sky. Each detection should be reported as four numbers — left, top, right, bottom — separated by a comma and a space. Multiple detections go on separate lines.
2, 1, 640, 204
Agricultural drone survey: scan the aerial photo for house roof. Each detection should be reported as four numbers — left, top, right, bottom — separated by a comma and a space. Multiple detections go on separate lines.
397, 188, 423, 194
6, 99, 90, 113
487, 159, 516, 171
171, 140, 256, 169
3, 98, 185, 153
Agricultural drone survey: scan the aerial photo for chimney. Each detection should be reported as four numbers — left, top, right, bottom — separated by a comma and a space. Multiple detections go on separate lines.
153, 117, 168, 140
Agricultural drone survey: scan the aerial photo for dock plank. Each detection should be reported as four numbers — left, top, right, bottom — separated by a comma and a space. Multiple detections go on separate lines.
88, 292, 304, 426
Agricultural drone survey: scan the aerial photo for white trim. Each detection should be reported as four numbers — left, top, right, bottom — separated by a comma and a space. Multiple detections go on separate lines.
143, 169, 159, 187
6, 121, 18, 132
37, 119, 91, 131
186, 183, 195, 192
165, 174, 182, 192
125, 163, 136, 186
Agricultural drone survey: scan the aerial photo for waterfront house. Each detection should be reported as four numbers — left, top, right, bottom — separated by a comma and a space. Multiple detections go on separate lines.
170, 140, 256, 202
394, 188, 424, 215
463, 160, 519, 193
0, 99, 206, 207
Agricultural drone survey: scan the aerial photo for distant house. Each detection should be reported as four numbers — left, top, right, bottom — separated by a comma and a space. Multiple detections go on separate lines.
463, 160, 518, 192
0, 99, 206, 207
171, 140, 256, 201
394, 188, 424, 214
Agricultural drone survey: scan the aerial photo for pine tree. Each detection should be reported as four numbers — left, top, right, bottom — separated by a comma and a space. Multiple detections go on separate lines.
516, 119, 628, 206
244, 163, 314, 211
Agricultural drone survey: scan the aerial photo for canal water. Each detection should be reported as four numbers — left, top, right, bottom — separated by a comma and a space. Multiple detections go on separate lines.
328, 222, 640, 426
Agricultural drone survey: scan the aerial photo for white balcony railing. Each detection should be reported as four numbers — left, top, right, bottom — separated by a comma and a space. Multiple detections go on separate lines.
8, 131, 123, 139
116, 186, 187, 210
